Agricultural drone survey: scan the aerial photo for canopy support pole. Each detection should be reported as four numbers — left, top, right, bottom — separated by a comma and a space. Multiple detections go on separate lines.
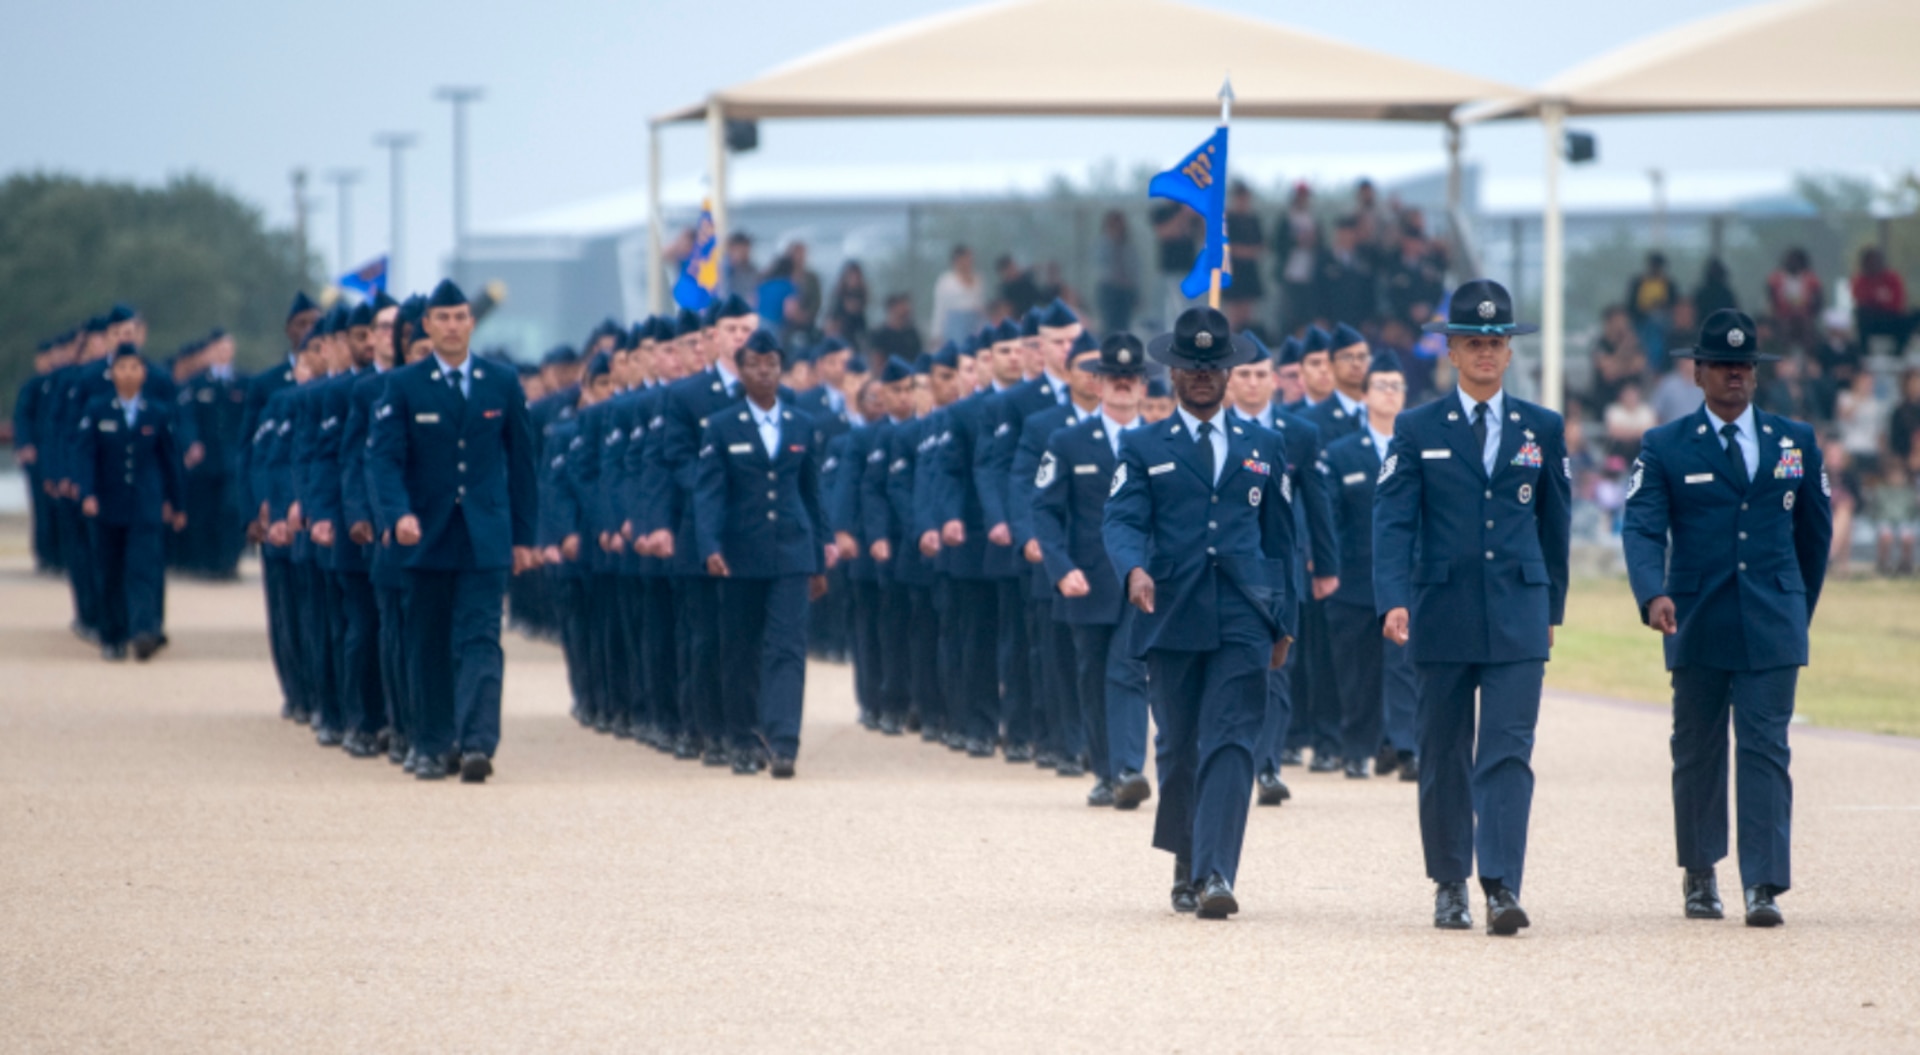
707, 98, 729, 278
648, 121, 665, 314
1540, 101, 1566, 414
1443, 119, 1482, 278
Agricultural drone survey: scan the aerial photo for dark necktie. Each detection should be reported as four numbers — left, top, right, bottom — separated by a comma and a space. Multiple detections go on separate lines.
1471, 401, 1489, 462
1721, 422, 1749, 489
446, 367, 465, 402
1196, 420, 1216, 485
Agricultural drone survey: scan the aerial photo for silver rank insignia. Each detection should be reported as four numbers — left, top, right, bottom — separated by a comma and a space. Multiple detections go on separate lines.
1625, 461, 1644, 500
1110, 462, 1128, 497
1249, 485, 1262, 507
1035, 451, 1057, 488
1378, 453, 1398, 484
1518, 483, 1533, 504
1784, 491, 1795, 511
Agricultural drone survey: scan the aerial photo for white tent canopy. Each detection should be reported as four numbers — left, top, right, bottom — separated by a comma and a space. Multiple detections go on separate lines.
1461, 0, 1920, 410
646, 0, 1521, 311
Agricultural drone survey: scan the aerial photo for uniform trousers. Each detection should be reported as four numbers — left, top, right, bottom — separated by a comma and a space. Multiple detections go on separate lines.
1670, 665, 1797, 892
30, 473, 64, 572
406, 565, 509, 760
996, 578, 1034, 746
948, 578, 1000, 742
60, 500, 100, 632
614, 576, 649, 732
638, 577, 681, 737
875, 580, 913, 722
1036, 605, 1082, 760
1286, 597, 1342, 757
847, 577, 882, 717
311, 563, 345, 734
1068, 623, 1118, 781
375, 579, 412, 741
261, 553, 302, 711
718, 575, 810, 758
1252, 607, 1300, 773
594, 574, 635, 731
1105, 607, 1153, 777
87, 521, 163, 647
336, 569, 385, 737
905, 585, 942, 731
681, 575, 726, 746
557, 576, 594, 717
1147, 594, 1271, 885
1416, 660, 1544, 893
1325, 599, 1388, 764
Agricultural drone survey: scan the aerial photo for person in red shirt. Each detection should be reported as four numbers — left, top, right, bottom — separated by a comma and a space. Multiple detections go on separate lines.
1851, 247, 1911, 354
1767, 248, 1824, 354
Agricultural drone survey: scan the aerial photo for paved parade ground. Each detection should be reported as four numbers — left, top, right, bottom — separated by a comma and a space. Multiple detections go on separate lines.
3, 556, 1918, 1053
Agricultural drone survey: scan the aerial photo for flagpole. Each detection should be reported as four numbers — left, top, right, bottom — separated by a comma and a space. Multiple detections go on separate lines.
1210, 76, 1235, 311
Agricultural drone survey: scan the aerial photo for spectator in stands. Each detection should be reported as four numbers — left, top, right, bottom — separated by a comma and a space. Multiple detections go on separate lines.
1094, 209, 1140, 335
1865, 460, 1917, 575
1150, 201, 1200, 329
870, 293, 924, 362
1650, 354, 1703, 425
1760, 353, 1823, 424
1814, 308, 1865, 388
1222, 180, 1266, 332
1354, 178, 1397, 253
1693, 258, 1740, 319
722, 233, 760, 304
931, 245, 985, 344
1274, 182, 1322, 336
1315, 216, 1377, 330
1767, 247, 1824, 354
995, 254, 1044, 319
1836, 368, 1888, 475
1383, 217, 1446, 329
1591, 305, 1648, 409
1377, 316, 1435, 404
1823, 433, 1861, 574
828, 262, 870, 347
1887, 368, 1920, 472
1851, 246, 1911, 354
1603, 381, 1656, 461
1624, 252, 1681, 372
757, 255, 797, 330
788, 242, 823, 328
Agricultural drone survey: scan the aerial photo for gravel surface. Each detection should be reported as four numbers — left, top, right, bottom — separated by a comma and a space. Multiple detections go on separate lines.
2, 562, 1916, 1053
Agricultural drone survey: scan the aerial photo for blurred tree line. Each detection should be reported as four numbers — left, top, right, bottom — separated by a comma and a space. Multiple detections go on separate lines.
0, 173, 315, 427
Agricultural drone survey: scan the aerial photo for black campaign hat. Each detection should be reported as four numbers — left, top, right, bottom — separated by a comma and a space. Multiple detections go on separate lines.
1676, 309, 1778, 363
1424, 279, 1537, 336
1087, 333, 1148, 377
1147, 308, 1258, 372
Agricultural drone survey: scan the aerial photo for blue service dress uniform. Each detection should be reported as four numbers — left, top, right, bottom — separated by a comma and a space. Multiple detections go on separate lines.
347, 368, 413, 754
932, 389, 1006, 748
1373, 388, 1570, 894
1010, 400, 1092, 768
182, 366, 250, 577
1289, 392, 1363, 762
694, 400, 831, 762
367, 355, 538, 764
1319, 428, 1419, 764
1103, 409, 1297, 889
1623, 404, 1831, 894
830, 422, 886, 724
74, 394, 183, 649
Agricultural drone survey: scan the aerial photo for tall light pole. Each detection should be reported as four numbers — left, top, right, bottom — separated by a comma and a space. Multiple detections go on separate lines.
434, 86, 484, 273
291, 167, 312, 280
374, 132, 418, 290
326, 169, 361, 279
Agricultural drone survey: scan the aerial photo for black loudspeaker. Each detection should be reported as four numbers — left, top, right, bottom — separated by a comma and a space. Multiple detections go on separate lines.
1565, 131, 1597, 164
726, 120, 759, 153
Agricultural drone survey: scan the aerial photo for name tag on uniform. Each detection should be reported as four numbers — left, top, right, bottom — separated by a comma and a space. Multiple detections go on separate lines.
1342, 471, 1367, 485
1684, 473, 1713, 484
99, 420, 119, 432
415, 413, 440, 423
1421, 449, 1451, 459
1074, 464, 1099, 475
727, 443, 753, 454
1148, 463, 1175, 475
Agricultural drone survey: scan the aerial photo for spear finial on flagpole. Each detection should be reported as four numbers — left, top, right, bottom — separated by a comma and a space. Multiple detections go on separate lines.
1219, 75, 1235, 126
1209, 75, 1235, 308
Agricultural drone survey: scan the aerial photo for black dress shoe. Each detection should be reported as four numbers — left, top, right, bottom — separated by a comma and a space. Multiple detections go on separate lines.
1055, 758, 1086, 778
288, 706, 311, 726
101, 643, 127, 661
965, 738, 995, 759
1397, 754, 1420, 783
315, 726, 344, 749
280, 701, 298, 721
905, 710, 922, 733
1003, 742, 1033, 763
132, 633, 163, 661
1255, 767, 1291, 806
1112, 770, 1152, 811
1308, 752, 1341, 773
701, 744, 730, 767
672, 735, 701, 760
459, 752, 493, 784
1085, 780, 1115, 807
920, 724, 943, 744
387, 734, 410, 765
770, 756, 796, 779
878, 714, 903, 736
1744, 885, 1784, 928
1196, 874, 1239, 920
1434, 881, 1472, 930
402, 747, 420, 774
1344, 757, 1370, 780
1171, 858, 1198, 913
1374, 744, 1400, 777
414, 753, 450, 781
730, 750, 760, 775
1684, 870, 1724, 920
342, 732, 378, 759
857, 710, 879, 731
1278, 747, 1304, 767
1034, 749, 1059, 770
1485, 885, 1531, 936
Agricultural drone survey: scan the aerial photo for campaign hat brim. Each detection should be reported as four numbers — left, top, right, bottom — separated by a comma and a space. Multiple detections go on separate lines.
1421, 320, 1541, 337
1146, 331, 1258, 371
1673, 346, 1780, 363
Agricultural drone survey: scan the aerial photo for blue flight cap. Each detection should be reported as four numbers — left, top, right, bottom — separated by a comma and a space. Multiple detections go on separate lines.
1071, 330, 1098, 356
1037, 298, 1079, 329
540, 344, 580, 368
1021, 307, 1044, 338
993, 318, 1024, 344
585, 351, 612, 380
286, 291, 319, 322
398, 295, 427, 328
106, 303, 139, 325
1242, 331, 1271, 364
741, 328, 785, 361
427, 279, 469, 308
83, 315, 111, 334
348, 301, 375, 328
205, 327, 228, 342
1146, 376, 1172, 399
814, 337, 850, 359
844, 353, 871, 374
111, 342, 142, 361
675, 308, 703, 337
1368, 352, 1405, 377
932, 341, 962, 370
878, 356, 914, 384
714, 293, 754, 321
1330, 322, 1367, 351
912, 353, 934, 376
371, 291, 400, 312
1277, 336, 1305, 367
1301, 326, 1333, 356
516, 362, 541, 379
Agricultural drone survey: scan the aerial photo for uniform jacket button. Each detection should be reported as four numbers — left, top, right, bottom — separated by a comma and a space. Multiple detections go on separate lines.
1485, 551, 1494, 560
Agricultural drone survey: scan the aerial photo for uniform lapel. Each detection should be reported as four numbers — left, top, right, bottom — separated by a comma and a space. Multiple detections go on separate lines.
1493, 402, 1528, 482
1689, 406, 1739, 490
1164, 416, 1212, 486
1446, 398, 1487, 481
1753, 411, 1784, 485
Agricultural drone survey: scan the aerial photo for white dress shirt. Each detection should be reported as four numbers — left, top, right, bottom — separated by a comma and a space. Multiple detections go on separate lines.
1176, 405, 1228, 486
1456, 387, 1505, 476
434, 353, 471, 398
752, 401, 783, 458
117, 396, 143, 428
1101, 411, 1138, 460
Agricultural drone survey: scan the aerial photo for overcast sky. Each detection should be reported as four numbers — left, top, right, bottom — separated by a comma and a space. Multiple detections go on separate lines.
5, 0, 1916, 294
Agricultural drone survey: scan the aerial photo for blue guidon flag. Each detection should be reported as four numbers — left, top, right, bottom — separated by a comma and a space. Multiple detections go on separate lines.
1149, 127, 1231, 300
339, 255, 389, 297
